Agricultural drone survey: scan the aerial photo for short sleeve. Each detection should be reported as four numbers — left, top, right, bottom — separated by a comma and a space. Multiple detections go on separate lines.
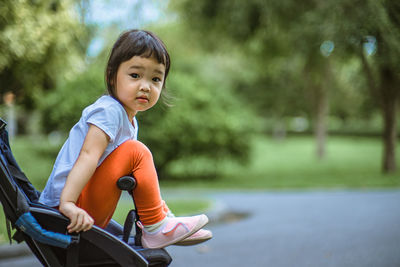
86, 106, 122, 143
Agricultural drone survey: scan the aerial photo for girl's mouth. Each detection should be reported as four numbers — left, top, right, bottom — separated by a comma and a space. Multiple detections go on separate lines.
136, 96, 149, 103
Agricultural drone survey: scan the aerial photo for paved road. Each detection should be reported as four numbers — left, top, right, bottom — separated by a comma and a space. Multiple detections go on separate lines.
168, 190, 400, 267
1, 190, 400, 267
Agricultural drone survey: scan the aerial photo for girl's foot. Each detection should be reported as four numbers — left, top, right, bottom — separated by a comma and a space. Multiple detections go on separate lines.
138, 214, 209, 249
174, 229, 213, 246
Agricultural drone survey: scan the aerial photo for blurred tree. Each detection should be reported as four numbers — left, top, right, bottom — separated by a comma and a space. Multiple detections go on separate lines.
0, 0, 91, 125
148, 24, 257, 178
172, 0, 399, 173
332, 0, 400, 173
171, 0, 339, 159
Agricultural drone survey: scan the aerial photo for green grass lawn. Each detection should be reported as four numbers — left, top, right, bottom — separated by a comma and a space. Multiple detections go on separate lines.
7, 135, 400, 191
161, 135, 400, 189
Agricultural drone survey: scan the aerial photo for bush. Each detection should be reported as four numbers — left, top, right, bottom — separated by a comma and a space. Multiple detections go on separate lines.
138, 69, 257, 179
40, 63, 106, 133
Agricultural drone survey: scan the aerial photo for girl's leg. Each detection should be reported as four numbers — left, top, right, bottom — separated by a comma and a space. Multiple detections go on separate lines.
75, 139, 210, 249
76, 140, 166, 228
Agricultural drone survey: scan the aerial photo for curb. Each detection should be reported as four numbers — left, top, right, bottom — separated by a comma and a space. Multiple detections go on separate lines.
0, 242, 31, 260
205, 199, 229, 224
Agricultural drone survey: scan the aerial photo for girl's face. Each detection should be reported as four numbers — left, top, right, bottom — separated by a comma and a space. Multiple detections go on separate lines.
115, 55, 165, 120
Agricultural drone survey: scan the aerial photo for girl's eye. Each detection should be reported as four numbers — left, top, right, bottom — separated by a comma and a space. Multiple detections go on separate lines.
130, 73, 139, 78
153, 77, 162, 82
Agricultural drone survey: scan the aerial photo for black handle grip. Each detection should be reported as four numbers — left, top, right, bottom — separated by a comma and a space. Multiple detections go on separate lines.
116, 176, 136, 191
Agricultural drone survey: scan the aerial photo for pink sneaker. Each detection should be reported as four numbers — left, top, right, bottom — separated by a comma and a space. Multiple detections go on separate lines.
174, 229, 213, 246
138, 214, 209, 249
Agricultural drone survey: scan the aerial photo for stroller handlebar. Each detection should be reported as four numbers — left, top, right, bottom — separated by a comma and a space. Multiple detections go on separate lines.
15, 212, 78, 249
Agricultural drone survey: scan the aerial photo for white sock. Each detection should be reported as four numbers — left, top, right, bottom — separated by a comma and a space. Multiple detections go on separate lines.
166, 210, 175, 218
143, 208, 176, 232
143, 216, 168, 233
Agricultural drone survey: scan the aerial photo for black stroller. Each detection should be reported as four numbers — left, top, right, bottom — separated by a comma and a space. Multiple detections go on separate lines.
0, 118, 172, 266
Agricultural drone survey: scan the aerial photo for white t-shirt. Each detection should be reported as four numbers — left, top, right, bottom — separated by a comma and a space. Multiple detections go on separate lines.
39, 95, 138, 207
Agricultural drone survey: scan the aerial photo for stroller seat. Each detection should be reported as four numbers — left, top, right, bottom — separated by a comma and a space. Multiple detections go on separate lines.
0, 118, 172, 267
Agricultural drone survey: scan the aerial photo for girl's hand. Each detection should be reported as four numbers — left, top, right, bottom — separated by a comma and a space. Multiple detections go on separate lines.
59, 201, 94, 233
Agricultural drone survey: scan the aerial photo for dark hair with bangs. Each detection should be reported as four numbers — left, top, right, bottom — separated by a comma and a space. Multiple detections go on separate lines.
105, 29, 171, 99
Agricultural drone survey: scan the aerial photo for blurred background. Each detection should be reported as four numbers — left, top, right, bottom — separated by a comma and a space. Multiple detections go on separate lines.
0, 0, 399, 194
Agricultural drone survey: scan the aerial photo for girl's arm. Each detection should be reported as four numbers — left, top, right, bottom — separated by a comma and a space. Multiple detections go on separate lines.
59, 124, 109, 233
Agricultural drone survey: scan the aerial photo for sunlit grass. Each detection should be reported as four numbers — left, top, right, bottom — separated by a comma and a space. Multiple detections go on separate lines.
0, 210, 7, 244
8, 134, 400, 191
161, 135, 400, 189
9, 135, 60, 191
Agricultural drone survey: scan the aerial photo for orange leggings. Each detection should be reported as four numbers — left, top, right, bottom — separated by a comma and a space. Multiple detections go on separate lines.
75, 140, 168, 228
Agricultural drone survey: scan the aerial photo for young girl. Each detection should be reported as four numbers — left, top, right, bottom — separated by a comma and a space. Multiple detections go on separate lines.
39, 29, 212, 249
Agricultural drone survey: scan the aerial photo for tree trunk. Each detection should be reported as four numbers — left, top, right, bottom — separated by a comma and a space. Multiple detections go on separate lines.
380, 67, 398, 173
314, 85, 328, 160
359, 49, 398, 174
314, 59, 332, 160
304, 56, 330, 160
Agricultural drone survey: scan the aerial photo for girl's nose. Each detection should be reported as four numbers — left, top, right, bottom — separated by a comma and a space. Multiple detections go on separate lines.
140, 82, 150, 92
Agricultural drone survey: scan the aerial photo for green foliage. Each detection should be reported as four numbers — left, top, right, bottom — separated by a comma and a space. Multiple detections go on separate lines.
0, 0, 91, 109
171, 0, 325, 119
171, 0, 400, 120
40, 62, 106, 133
